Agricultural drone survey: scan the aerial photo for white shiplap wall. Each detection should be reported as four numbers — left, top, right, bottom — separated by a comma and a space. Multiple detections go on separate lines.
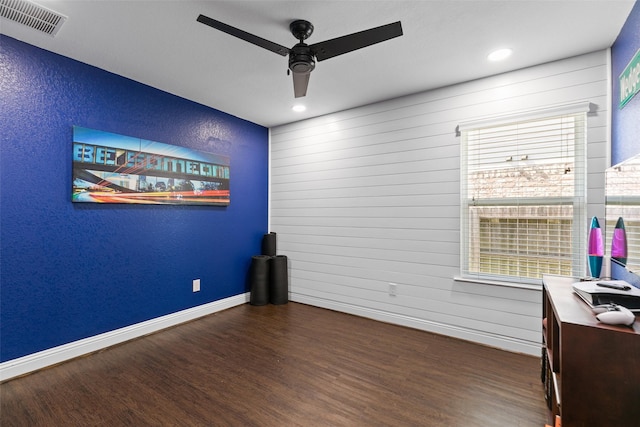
270, 51, 609, 355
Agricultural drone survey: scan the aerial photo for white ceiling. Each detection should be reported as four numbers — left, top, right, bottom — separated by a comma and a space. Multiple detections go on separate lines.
1, 0, 635, 128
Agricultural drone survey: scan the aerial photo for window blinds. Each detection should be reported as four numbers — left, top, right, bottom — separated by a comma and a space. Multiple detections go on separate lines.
460, 109, 587, 284
605, 155, 640, 273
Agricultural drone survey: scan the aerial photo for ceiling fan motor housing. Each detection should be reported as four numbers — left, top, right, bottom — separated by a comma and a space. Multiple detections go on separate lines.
289, 44, 316, 74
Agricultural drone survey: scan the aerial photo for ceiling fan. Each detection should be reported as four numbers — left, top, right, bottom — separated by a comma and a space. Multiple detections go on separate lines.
196, 14, 403, 98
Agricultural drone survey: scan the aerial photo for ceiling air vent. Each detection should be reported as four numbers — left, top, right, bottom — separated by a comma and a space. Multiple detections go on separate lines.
0, 0, 67, 36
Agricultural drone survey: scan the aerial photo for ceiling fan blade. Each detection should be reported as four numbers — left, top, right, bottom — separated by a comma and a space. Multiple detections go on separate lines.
310, 21, 403, 62
197, 14, 289, 56
292, 72, 311, 98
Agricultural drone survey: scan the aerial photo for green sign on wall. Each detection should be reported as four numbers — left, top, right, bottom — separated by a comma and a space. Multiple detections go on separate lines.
619, 48, 640, 109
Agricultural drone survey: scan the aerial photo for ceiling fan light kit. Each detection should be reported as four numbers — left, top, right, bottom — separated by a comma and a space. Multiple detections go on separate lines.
197, 14, 403, 98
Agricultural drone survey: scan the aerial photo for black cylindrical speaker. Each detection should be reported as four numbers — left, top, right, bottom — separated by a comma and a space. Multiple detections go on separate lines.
269, 255, 289, 305
261, 232, 277, 257
249, 255, 271, 306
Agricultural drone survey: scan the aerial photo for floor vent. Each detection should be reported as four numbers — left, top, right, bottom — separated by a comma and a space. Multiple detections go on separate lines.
0, 0, 67, 36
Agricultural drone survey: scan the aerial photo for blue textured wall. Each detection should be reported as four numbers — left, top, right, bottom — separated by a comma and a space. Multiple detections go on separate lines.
612, 1, 640, 165
0, 36, 269, 362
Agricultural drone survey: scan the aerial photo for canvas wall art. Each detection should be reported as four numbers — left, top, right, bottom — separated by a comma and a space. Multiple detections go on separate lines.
72, 126, 230, 205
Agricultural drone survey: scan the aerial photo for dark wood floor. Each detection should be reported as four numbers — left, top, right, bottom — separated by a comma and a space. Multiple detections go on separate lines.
1, 302, 547, 426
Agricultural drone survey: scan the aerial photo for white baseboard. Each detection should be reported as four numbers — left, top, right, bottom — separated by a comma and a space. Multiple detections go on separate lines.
291, 294, 541, 356
2, 291, 539, 382
0, 293, 250, 382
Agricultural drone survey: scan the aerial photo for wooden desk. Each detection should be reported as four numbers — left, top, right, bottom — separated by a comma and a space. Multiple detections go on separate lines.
542, 275, 640, 426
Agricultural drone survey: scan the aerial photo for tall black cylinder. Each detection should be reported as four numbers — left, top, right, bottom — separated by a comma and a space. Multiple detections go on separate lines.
249, 255, 271, 306
261, 232, 277, 257
269, 255, 289, 305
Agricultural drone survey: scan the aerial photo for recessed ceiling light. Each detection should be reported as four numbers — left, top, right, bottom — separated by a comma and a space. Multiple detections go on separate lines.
488, 48, 512, 62
292, 104, 306, 112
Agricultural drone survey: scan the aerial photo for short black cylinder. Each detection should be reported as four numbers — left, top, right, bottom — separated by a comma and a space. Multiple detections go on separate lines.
269, 255, 289, 305
249, 255, 271, 306
261, 232, 277, 257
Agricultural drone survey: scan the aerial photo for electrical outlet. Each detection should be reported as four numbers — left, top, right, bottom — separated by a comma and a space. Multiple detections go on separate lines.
193, 278, 201, 293
388, 283, 397, 296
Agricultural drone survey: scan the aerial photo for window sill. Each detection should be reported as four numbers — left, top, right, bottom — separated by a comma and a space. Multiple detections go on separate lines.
453, 275, 542, 291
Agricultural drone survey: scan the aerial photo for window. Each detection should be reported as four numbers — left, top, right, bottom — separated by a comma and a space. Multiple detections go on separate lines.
460, 104, 588, 284
605, 154, 640, 273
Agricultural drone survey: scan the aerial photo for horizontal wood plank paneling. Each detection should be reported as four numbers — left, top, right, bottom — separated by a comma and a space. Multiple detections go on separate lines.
270, 50, 609, 355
